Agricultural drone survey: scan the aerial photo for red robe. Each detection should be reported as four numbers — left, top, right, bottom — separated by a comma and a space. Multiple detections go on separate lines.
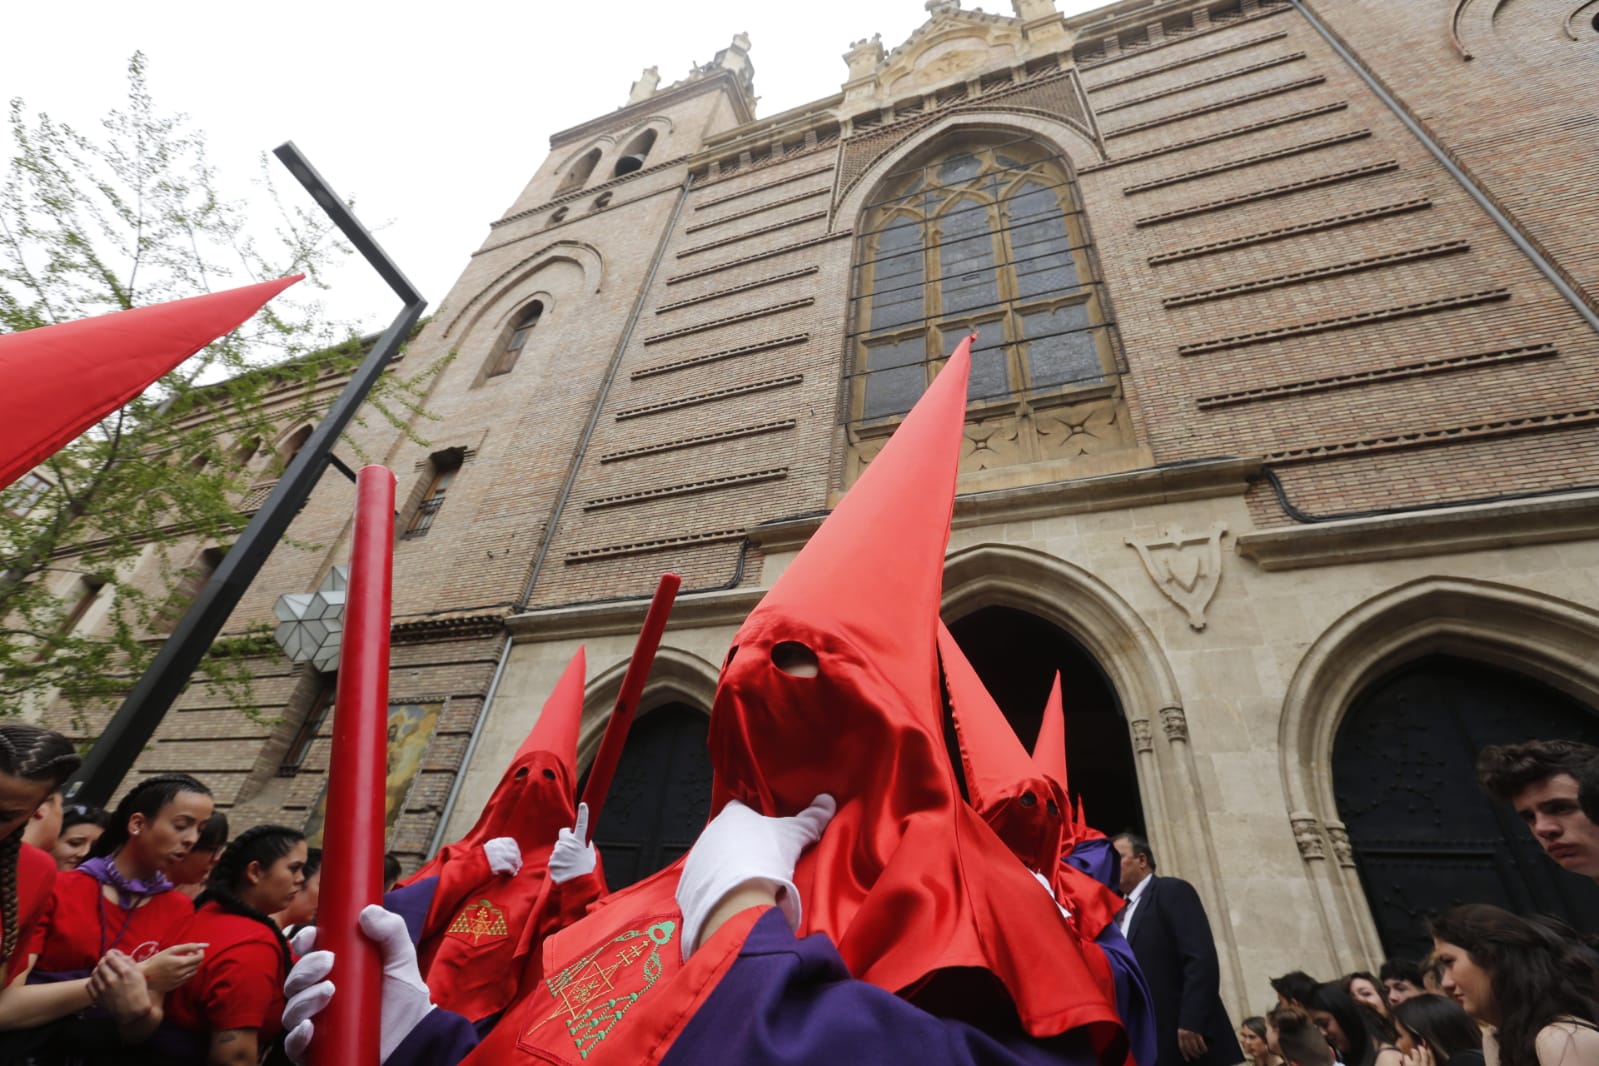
470, 335, 1125, 1065
406, 648, 606, 1022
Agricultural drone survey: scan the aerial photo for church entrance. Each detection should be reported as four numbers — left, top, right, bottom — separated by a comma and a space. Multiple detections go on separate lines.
946, 605, 1145, 837
1332, 654, 1599, 958
581, 701, 713, 890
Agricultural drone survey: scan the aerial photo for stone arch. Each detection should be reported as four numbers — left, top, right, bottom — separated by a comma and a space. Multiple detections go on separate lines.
1279, 575, 1599, 969
940, 541, 1245, 1010
442, 239, 604, 340
832, 110, 1103, 230
555, 140, 611, 192
576, 645, 718, 767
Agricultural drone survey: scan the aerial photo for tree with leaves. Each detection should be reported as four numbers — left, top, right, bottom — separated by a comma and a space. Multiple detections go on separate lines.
0, 53, 436, 723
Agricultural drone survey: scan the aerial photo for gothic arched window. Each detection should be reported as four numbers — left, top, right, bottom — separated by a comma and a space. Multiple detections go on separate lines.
849, 137, 1115, 425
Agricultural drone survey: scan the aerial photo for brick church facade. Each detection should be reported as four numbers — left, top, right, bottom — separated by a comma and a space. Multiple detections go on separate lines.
39, 0, 1599, 1014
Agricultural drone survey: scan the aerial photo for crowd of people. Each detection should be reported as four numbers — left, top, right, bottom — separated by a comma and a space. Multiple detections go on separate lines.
0, 732, 1591, 1066
1240, 739, 1599, 1066
0, 341, 1596, 1066
0, 729, 407, 1064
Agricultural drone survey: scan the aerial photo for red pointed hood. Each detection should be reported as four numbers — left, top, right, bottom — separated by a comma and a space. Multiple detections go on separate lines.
1033, 672, 1069, 794
699, 334, 1123, 1044
707, 334, 971, 818
410, 647, 596, 1023
0, 275, 302, 492
411, 646, 586, 884
1029, 672, 1123, 940
939, 621, 1067, 874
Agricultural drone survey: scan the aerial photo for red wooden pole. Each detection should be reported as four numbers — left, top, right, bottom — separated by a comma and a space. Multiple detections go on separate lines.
578, 573, 681, 831
312, 466, 394, 1066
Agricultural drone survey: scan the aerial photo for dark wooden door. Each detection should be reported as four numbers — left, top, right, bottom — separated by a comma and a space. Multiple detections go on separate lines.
1332, 654, 1599, 957
581, 702, 713, 890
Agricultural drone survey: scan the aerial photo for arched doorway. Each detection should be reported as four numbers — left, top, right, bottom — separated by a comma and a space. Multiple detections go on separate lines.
1332, 654, 1599, 958
580, 701, 712, 890
946, 605, 1144, 835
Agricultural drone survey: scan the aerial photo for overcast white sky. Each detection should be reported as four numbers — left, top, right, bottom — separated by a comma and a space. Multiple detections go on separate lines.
4, 0, 1101, 334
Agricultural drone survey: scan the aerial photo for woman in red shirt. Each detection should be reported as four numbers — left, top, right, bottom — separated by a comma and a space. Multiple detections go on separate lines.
29, 773, 214, 978
0, 724, 80, 991
154, 824, 307, 1065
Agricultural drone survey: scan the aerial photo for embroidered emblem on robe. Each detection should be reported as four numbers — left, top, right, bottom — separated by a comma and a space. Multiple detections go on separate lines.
446, 898, 510, 946
518, 917, 678, 1061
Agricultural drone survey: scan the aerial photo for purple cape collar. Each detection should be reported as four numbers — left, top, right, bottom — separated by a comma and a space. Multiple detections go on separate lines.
78, 854, 174, 907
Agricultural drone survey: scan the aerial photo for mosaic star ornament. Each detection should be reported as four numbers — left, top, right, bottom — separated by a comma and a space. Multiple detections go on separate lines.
273, 565, 348, 672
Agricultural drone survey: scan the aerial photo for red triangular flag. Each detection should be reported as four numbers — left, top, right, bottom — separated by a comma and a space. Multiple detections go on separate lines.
0, 275, 302, 492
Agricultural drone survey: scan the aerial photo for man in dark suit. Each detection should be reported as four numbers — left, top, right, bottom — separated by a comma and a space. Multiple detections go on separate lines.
1112, 833, 1242, 1066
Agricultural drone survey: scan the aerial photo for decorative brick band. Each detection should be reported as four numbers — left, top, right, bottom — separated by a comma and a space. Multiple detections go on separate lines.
1084, 103, 1349, 172
632, 334, 810, 380
615, 374, 804, 420
664, 231, 853, 286
1078, 1, 1291, 72
1124, 130, 1371, 195
565, 527, 747, 563
1196, 343, 1558, 409
655, 268, 819, 313
1095, 52, 1307, 115
1164, 241, 1470, 307
694, 164, 836, 209
1265, 404, 1599, 466
598, 419, 797, 463
1086, 32, 1291, 92
1104, 76, 1327, 138
641, 299, 815, 344
685, 188, 831, 233
584, 467, 789, 511
1136, 160, 1400, 227
1178, 289, 1510, 355
1149, 199, 1432, 264
677, 212, 829, 257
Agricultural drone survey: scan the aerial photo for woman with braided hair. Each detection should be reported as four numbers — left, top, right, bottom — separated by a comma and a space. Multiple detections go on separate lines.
0, 723, 80, 987
152, 824, 307, 1065
27, 773, 214, 981
0, 723, 190, 1055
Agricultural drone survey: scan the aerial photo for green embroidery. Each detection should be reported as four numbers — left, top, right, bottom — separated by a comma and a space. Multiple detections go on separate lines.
540, 920, 677, 1060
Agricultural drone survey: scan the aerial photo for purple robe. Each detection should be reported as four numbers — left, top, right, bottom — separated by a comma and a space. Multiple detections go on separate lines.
386, 909, 1102, 1066
1065, 839, 1158, 1066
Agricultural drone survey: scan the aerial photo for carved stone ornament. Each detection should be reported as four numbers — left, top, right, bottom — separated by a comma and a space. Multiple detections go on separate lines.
1130, 718, 1154, 753
1158, 705, 1189, 743
1290, 812, 1326, 861
1126, 523, 1228, 631
1326, 822, 1356, 867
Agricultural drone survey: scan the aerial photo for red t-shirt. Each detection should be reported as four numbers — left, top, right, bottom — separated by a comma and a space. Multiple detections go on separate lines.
3, 843, 58, 985
27, 866, 194, 974
161, 902, 288, 1041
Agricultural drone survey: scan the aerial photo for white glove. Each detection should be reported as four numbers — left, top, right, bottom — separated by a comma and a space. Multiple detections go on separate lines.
676, 794, 835, 962
548, 802, 597, 885
282, 905, 436, 1064
1032, 869, 1072, 922
483, 836, 523, 876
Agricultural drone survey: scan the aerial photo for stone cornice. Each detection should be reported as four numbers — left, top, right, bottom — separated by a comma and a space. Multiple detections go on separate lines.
506, 586, 764, 642
549, 70, 753, 150
1235, 491, 1599, 572
751, 457, 1261, 555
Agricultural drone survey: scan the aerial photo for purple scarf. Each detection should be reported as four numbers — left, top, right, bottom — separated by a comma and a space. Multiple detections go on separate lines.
78, 855, 173, 909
